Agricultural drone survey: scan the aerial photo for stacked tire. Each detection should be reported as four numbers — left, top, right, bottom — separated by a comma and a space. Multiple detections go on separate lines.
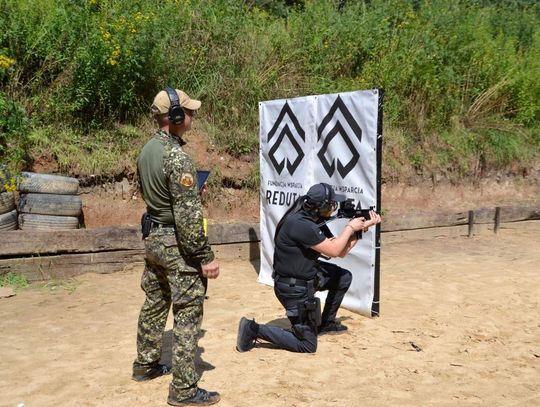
18, 172, 82, 230
0, 189, 17, 231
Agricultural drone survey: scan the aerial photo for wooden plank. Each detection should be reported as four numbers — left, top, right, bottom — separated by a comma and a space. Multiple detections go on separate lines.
499, 206, 540, 222
207, 222, 260, 244
0, 250, 144, 281
0, 223, 261, 256
381, 210, 469, 232
0, 226, 142, 256
0, 206, 538, 258
382, 205, 538, 231
473, 207, 496, 224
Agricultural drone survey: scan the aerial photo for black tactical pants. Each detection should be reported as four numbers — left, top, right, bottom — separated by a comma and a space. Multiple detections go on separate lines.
257, 262, 352, 353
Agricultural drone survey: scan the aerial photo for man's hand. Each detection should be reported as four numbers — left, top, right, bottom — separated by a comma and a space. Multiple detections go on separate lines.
201, 259, 220, 279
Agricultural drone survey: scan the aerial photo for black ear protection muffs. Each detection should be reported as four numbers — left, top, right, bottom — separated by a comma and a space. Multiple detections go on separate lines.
304, 183, 334, 213
165, 86, 185, 124
320, 183, 332, 208
317, 183, 335, 213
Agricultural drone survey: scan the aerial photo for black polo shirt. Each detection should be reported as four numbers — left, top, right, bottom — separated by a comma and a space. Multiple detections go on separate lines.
273, 210, 327, 280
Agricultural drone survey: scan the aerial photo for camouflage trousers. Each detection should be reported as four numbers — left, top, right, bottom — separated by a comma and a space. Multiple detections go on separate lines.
134, 227, 205, 399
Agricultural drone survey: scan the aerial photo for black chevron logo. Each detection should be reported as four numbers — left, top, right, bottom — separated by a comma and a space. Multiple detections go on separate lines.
317, 95, 362, 178
267, 102, 305, 175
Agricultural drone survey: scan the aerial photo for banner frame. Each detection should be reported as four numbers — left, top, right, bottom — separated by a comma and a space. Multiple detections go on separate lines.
372, 88, 384, 317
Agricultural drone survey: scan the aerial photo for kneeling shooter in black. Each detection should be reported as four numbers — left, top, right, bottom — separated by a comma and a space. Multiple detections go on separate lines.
237, 183, 381, 353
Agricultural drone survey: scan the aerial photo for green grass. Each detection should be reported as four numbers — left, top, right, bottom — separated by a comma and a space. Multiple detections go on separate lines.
26, 123, 148, 178
0, 272, 79, 294
0, 272, 29, 290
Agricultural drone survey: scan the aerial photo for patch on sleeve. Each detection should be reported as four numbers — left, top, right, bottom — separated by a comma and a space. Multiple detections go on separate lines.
179, 173, 195, 188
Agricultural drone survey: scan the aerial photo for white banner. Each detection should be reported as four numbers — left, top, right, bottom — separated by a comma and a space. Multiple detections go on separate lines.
259, 89, 381, 316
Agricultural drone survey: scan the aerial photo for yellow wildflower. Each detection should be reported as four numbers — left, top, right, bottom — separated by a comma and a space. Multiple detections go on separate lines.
4, 178, 17, 193
111, 45, 121, 57
0, 55, 16, 69
406, 10, 416, 20
107, 45, 121, 65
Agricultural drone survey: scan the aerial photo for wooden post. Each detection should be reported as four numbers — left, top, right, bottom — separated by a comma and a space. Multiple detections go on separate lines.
468, 210, 474, 237
494, 206, 501, 234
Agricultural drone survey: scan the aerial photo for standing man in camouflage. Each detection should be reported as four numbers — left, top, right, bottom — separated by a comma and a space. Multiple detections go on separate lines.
133, 86, 221, 406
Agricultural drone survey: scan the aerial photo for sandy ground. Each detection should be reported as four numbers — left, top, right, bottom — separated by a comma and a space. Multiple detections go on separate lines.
1, 221, 539, 407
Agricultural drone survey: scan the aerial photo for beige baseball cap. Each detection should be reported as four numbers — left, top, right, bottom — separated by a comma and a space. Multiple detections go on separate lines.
151, 88, 201, 115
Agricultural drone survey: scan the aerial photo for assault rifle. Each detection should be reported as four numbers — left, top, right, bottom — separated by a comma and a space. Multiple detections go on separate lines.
319, 198, 375, 240
337, 198, 373, 222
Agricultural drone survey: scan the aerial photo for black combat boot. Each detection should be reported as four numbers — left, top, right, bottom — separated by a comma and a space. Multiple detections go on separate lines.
167, 388, 220, 406
236, 317, 259, 352
132, 363, 171, 381
318, 320, 348, 336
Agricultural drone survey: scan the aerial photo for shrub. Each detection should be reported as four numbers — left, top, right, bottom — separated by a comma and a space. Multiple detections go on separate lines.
69, 3, 167, 122
0, 0, 538, 177
0, 92, 30, 167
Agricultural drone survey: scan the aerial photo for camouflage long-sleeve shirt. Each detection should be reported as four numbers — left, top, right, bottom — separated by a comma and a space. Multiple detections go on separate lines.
137, 130, 214, 265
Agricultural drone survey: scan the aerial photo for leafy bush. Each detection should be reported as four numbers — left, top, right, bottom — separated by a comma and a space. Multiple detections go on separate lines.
0, 0, 538, 179
0, 92, 30, 166
69, 3, 167, 122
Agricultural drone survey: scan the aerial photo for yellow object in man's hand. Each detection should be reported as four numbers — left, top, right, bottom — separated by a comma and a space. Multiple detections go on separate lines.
203, 218, 208, 236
